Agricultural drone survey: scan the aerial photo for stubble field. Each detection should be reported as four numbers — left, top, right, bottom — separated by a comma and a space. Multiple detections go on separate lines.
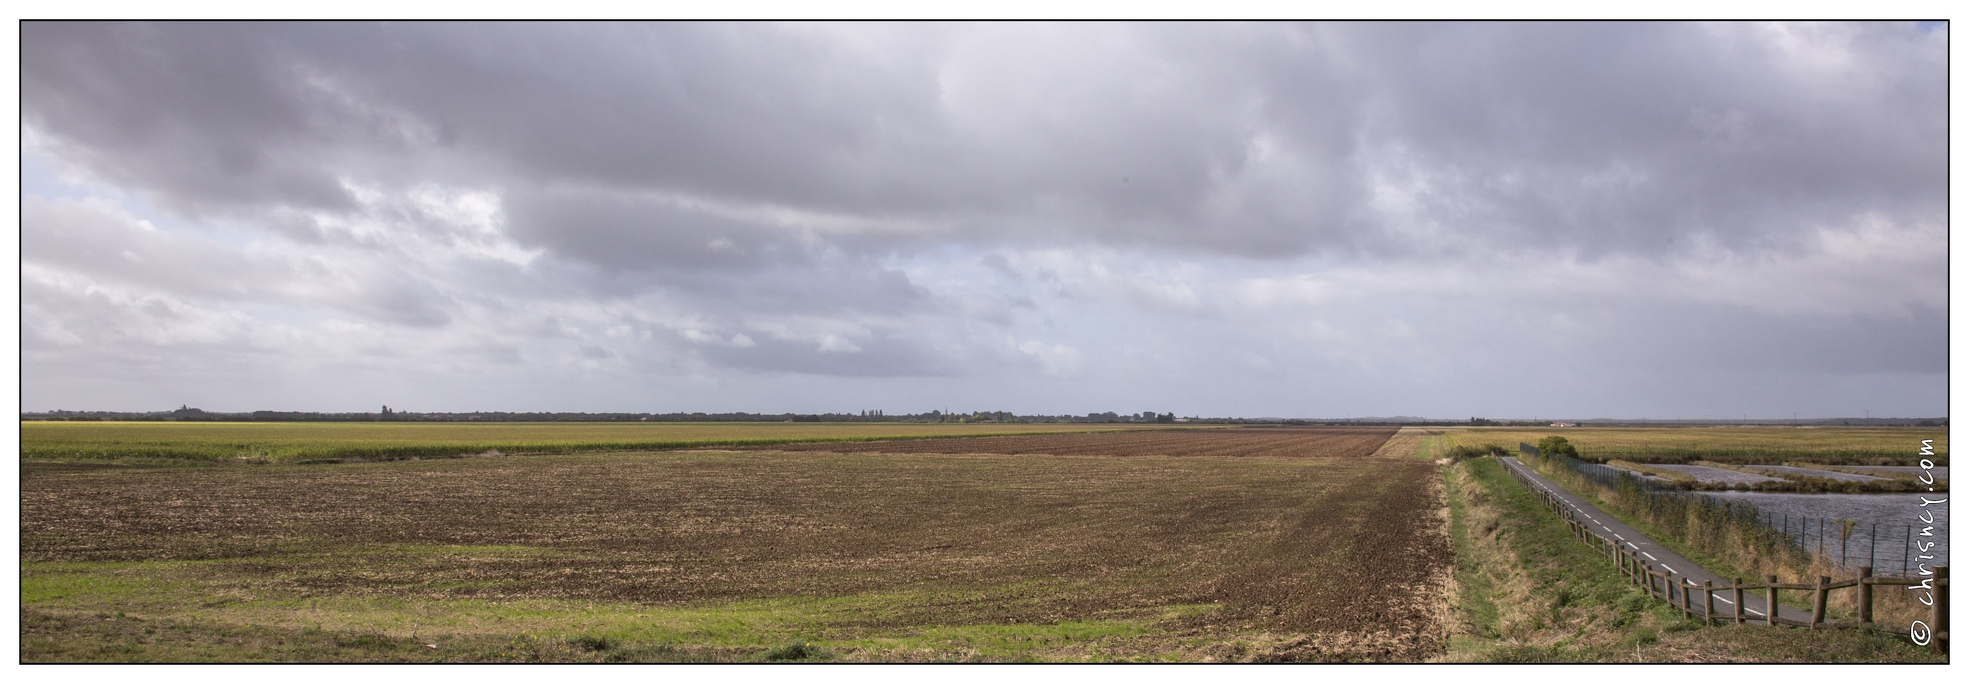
21, 426, 1451, 662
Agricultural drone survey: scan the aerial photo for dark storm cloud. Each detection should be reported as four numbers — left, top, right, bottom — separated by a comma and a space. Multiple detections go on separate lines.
22, 23, 362, 215
8, 22, 1370, 258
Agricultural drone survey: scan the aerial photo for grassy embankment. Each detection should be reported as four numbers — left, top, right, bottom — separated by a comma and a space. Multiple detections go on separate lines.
19, 421, 1206, 466
1430, 432, 1941, 662
1483, 434, 1938, 635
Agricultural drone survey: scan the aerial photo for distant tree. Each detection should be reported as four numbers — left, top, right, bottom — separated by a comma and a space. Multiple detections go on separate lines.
1536, 435, 1578, 459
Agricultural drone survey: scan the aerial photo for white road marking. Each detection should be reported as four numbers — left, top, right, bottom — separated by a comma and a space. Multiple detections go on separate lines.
1643, 552, 1658, 561
1717, 597, 1734, 605
1601, 525, 1612, 532
1626, 542, 1639, 549
1746, 609, 1765, 617
1615, 534, 1626, 540
1661, 564, 1676, 573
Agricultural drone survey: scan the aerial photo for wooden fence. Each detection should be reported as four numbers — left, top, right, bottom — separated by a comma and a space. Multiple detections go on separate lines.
1505, 458, 1949, 651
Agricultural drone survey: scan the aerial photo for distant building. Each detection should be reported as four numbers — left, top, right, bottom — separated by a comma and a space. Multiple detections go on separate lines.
1550, 421, 1577, 428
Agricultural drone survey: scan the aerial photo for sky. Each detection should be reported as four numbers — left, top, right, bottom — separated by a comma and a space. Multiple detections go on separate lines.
16, 21, 1950, 419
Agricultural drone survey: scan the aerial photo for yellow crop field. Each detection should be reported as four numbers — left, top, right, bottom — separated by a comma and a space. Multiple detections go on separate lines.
19, 421, 1210, 464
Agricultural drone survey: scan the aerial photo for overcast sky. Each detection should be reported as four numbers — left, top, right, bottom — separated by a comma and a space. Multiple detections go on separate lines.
18, 21, 1948, 418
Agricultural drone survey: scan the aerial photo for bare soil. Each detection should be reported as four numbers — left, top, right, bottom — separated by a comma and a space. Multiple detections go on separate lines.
22, 427, 1449, 661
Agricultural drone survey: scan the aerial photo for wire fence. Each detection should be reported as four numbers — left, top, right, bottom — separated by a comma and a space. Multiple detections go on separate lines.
1520, 443, 1945, 573
1507, 456, 1949, 648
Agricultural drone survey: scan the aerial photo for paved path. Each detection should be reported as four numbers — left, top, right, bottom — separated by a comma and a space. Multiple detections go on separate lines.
1501, 457, 1812, 624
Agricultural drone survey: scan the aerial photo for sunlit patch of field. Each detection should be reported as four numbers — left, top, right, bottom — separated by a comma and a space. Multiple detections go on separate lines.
1440, 426, 1945, 465
19, 421, 1209, 465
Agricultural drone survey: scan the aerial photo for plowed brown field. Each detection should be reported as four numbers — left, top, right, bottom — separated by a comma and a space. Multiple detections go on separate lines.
22, 427, 1449, 662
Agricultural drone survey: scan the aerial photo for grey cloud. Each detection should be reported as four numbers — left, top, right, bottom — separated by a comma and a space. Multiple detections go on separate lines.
23, 23, 361, 216
501, 187, 800, 272
1586, 302, 1947, 376
1340, 22, 1944, 257
547, 258, 932, 323
979, 253, 1019, 277
689, 330, 953, 377
444, 341, 526, 365
17, 21, 1946, 415
349, 273, 454, 328
580, 344, 615, 360
22, 196, 263, 300
23, 22, 1944, 262
23, 195, 472, 336
24, 196, 453, 326
13, 23, 1335, 259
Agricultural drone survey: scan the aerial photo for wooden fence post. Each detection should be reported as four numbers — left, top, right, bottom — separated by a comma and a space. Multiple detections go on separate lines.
1811, 576, 1829, 629
1703, 580, 1713, 625
1685, 579, 1701, 622
1733, 578, 1744, 625
1857, 567, 1873, 625
1766, 575, 1779, 627
1933, 566, 1948, 653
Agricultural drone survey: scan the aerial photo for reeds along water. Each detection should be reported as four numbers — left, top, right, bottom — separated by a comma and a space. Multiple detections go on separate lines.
1525, 449, 1790, 569
1734, 507, 1945, 574
1530, 449, 1946, 564
1521, 447, 1940, 625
